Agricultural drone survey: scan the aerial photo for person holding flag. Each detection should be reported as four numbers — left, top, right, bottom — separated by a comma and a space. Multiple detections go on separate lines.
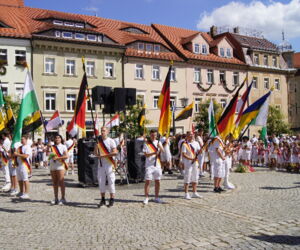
49, 134, 69, 205
94, 126, 118, 208
0, 131, 12, 192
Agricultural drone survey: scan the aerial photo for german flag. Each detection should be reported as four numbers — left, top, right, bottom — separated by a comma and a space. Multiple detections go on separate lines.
67, 72, 87, 137
22, 110, 43, 134
158, 65, 172, 136
217, 82, 245, 139
175, 101, 194, 121
6, 105, 15, 131
138, 104, 146, 127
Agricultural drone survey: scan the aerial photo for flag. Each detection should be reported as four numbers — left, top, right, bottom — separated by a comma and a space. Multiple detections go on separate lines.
67, 73, 87, 137
260, 127, 268, 147
217, 82, 245, 139
252, 92, 270, 126
106, 114, 120, 128
45, 110, 62, 132
12, 71, 40, 147
0, 87, 5, 108
158, 65, 172, 136
175, 101, 194, 121
0, 86, 15, 132
234, 91, 272, 138
208, 99, 217, 137
138, 104, 146, 127
235, 80, 253, 126
22, 110, 43, 134
5, 106, 15, 131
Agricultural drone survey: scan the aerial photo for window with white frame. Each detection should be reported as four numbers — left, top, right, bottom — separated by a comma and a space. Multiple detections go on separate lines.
86, 61, 95, 77
194, 44, 200, 54
87, 34, 97, 41
146, 44, 153, 52
65, 59, 75, 75
226, 48, 232, 57
53, 20, 63, 25
194, 98, 202, 113
233, 72, 239, 86
154, 45, 160, 53
105, 62, 114, 77
170, 96, 176, 108
152, 65, 160, 80
220, 48, 225, 57
194, 67, 201, 83
75, 33, 85, 40
252, 77, 258, 88
137, 94, 145, 106
153, 95, 159, 108
220, 99, 227, 108
207, 69, 214, 84
135, 64, 144, 79
45, 93, 56, 111
45, 58, 55, 74
62, 32, 72, 39
264, 78, 269, 89
272, 56, 277, 67
0, 49, 7, 63
170, 67, 176, 81
138, 43, 144, 51
66, 94, 76, 111
55, 31, 61, 37
64, 21, 74, 27
219, 71, 225, 83
75, 23, 84, 28
263, 55, 268, 66
202, 44, 207, 54
254, 54, 259, 65
275, 79, 280, 90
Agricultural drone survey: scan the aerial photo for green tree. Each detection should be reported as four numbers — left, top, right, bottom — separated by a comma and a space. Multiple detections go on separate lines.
267, 105, 291, 135
194, 100, 223, 133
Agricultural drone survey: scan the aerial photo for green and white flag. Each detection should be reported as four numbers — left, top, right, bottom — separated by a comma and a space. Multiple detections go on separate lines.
0, 86, 5, 108
208, 99, 217, 137
260, 126, 268, 147
12, 71, 40, 147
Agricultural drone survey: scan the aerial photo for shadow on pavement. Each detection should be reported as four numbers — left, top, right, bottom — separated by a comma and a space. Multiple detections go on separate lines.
249, 235, 300, 245
260, 185, 300, 190
0, 207, 26, 213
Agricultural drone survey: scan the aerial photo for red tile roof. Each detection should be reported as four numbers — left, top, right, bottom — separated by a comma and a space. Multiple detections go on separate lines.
152, 24, 245, 65
294, 52, 300, 68
0, 0, 24, 7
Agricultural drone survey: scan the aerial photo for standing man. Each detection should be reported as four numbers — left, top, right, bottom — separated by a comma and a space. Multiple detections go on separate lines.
208, 136, 226, 193
14, 135, 32, 199
0, 132, 12, 192
65, 136, 75, 175
182, 131, 202, 199
94, 127, 118, 208
195, 129, 205, 177
143, 130, 164, 205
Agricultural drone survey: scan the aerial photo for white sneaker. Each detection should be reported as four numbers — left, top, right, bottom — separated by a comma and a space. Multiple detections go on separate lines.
16, 192, 23, 197
184, 193, 191, 200
1, 183, 11, 192
20, 193, 30, 199
143, 197, 149, 205
9, 189, 18, 196
192, 192, 203, 198
154, 198, 164, 204
224, 183, 235, 189
50, 199, 59, 205
58, 198, 67, 205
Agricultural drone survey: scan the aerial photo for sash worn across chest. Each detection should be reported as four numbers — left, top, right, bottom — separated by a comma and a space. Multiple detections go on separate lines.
51, 145, 68, 170
67, 142, 75, 152
1, 151, 8, 165
18, 146, 32, 174
147, 140, 160, 166
98, 139, 115, 167
184, 142, 198, 162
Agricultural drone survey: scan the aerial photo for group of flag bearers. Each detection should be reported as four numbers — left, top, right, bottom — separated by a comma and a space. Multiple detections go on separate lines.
0, 59, 275, 207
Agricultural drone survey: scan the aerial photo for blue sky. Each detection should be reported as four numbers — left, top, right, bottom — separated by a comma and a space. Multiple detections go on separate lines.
26, 0, 300, 51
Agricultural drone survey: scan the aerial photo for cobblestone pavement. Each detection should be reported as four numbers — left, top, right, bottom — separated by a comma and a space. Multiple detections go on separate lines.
0, 168, 300, 249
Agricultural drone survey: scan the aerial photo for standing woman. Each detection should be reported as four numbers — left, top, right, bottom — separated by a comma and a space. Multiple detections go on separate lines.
49, 134, 68, 205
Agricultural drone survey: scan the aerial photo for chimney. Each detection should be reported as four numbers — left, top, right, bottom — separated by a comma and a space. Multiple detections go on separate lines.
210, 26, 218, 38
233, 27, 240, 34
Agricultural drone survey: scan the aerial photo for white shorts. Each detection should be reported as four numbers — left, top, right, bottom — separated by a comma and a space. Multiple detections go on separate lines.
160, 152, 172, 162
184, 162, 199, 184
17, 165, 29, 181
97, 165, 115, 193
66, 154, 74, 164
9, 161, 17, 177
211, 159, 225, 178
50, 164, 65, 172
241, 151, 251, 161
145, 166, 162, 181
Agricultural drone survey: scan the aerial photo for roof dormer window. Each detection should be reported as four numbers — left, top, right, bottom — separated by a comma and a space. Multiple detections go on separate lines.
202, 44, 207, 54
220, 48, 225, 57
75, 23, 84, 28
62, 32, 72, 39
98, 35, 103, 42
75, 33, 85, 40
53, 20, 63, 26
194, 44, 200, 54
138, 43, 144, 51
146, 44, 153, 52
64, 21, 74, 27
154, 45, 160, 53
55, 31, 61, 37
226, 48, 232, 58
87, 34, 97, 41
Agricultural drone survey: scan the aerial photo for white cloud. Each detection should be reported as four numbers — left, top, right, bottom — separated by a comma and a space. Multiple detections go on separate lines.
84, 6, 99, 13
197, 0, 300, 41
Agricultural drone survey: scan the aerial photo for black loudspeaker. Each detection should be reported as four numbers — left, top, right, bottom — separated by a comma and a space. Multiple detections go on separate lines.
92, 86, 112, 105
127, 139, 145, 180
113, 88, 126, 112
77, 139, 98, 186
103, 92, 115, 114
126, 88, 136, 106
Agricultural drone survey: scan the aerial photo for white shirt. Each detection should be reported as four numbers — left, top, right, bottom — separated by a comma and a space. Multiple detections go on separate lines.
208, 137, 225, 161
65, 139, 75, 154
50, 143, 68, 168
98, 137, 116, 167
181, 140, 200, 166
143, 139, 162, 168
3, 137, 11, 152
16, 144, 32, 167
